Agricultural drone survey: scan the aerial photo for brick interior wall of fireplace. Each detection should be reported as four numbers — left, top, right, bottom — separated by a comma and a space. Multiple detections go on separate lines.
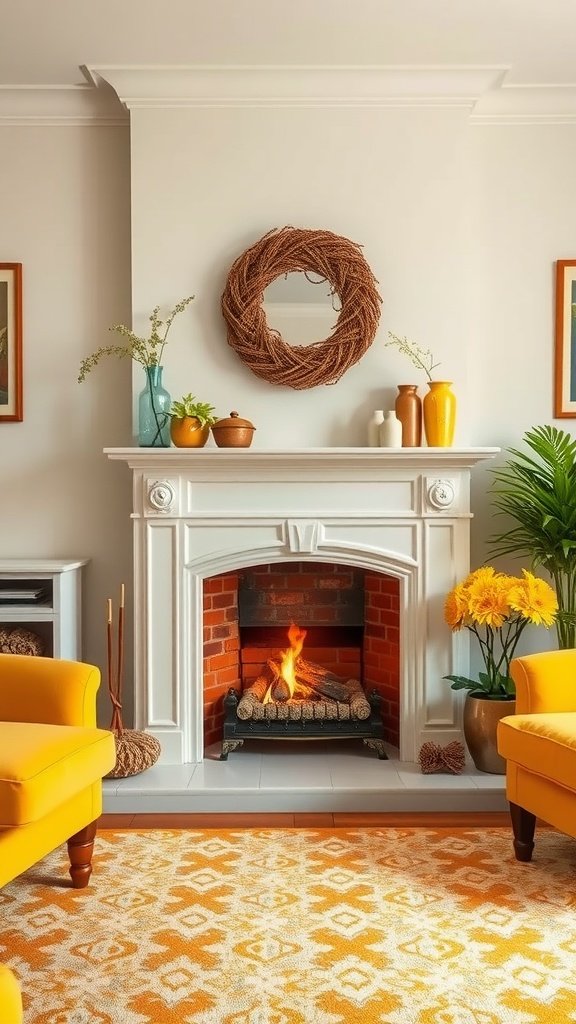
203, 563, 400, 751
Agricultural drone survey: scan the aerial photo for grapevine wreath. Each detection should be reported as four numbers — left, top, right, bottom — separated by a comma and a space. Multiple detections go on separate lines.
221, 226, 382, 389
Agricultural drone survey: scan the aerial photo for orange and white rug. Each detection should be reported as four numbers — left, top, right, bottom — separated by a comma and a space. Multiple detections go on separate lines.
2, 827, 576, 1023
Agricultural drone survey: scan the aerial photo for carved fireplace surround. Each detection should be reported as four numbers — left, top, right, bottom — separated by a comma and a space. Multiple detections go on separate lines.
105, 447, 498, 765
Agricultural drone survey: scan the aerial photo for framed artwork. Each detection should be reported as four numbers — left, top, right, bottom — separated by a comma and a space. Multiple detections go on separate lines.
0, 263, 22, 422
555, 259, 576, 418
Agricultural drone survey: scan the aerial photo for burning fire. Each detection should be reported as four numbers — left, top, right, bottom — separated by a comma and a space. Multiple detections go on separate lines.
263, 623, 307, 703
279, 622, 307, 698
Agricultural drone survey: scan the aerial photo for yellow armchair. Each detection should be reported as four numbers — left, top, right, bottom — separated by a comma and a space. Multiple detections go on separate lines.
0, 653, 116, 1020
0, 653, 116, 889
497, 649, 576, 861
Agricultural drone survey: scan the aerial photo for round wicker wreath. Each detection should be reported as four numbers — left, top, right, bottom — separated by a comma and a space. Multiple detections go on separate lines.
221, 226, 382, 389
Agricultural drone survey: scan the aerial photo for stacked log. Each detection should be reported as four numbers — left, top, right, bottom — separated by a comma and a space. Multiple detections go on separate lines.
236, 656, 371, 722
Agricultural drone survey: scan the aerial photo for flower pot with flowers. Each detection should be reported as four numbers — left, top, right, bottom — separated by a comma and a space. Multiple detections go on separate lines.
78, 295, 194, 447
444, 567, 558, 773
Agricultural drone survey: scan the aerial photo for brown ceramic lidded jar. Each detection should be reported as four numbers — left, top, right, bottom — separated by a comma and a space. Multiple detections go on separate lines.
211, 411, 256, 448
395, 385, 422, 447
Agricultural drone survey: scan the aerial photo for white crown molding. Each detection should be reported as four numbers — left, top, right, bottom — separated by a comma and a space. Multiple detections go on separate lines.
0, 84, 127, 126
84, 64, 507, 110
2, 68, 576, 124
84, 65, 576, 122
471, 83, 576, 125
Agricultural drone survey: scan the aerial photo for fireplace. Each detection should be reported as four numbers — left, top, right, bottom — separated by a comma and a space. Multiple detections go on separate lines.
105, 446, 498, 764
203, 561, 399, 756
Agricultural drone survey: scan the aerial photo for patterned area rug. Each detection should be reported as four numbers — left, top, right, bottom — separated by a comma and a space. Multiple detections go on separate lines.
2, 827, 576, 1023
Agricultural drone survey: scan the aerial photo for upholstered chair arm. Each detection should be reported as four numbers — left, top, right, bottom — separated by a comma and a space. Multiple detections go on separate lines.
511, 650, 576, 715
0, 654, 100, 726
0, 965, 22, 1022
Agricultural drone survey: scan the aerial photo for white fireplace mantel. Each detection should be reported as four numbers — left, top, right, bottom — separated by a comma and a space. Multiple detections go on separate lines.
106, 447, 499, 764
105, 447, 498, 471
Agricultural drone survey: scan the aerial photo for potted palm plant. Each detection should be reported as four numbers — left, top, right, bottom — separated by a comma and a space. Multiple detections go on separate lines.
489, 425, 576, 649
444, 566, 557, 772
169, 394, 217, 448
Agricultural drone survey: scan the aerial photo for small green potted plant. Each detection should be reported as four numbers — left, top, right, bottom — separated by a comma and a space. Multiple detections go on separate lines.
169, 394, 217, 448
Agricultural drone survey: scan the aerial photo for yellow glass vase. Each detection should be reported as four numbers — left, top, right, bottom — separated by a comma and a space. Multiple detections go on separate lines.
423, 381, 456, 447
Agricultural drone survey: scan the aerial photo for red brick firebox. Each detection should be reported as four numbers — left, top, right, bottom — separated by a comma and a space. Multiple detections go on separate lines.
203, 563, 400, 750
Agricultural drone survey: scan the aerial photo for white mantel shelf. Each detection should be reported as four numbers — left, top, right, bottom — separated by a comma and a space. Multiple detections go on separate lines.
105, 447, 499, 471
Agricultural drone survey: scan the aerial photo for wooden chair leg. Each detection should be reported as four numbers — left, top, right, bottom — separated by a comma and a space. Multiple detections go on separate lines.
509, 801, 536, 862
67, 820, 98, 888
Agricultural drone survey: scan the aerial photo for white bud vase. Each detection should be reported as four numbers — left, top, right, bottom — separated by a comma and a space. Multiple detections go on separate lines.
368, 409, 385, 447
380, 410, 403, 448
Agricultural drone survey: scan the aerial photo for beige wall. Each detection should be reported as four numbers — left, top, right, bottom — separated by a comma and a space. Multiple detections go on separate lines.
129, 105, 472, 447
0, 125, 134, 724
466, 126, 576, 569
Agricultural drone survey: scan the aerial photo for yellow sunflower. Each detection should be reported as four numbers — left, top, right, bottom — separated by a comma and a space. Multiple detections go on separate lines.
462, 566, 497, 590
508, 570, 558, 626
466, 572, 511, 627
444, 583, 469, 630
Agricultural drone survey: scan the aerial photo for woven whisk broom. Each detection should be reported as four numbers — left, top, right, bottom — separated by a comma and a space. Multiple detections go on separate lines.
105, 583, 161, 778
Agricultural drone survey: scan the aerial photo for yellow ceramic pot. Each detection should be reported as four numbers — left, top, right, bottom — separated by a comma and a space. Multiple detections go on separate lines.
423, 381, 456, 447
169, 416, 210, 448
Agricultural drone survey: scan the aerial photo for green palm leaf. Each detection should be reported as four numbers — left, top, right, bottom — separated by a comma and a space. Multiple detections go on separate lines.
489, 425, 576, 648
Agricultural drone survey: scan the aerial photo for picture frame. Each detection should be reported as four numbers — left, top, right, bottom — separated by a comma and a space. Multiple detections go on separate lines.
554, 259, 576, 418
0, 263, 23, 422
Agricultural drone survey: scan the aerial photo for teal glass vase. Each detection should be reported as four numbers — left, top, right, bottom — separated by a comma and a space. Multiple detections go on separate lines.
138, 366, 171, 447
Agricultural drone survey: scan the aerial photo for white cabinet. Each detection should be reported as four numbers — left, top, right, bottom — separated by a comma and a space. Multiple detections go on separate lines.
0, 559, 88, 660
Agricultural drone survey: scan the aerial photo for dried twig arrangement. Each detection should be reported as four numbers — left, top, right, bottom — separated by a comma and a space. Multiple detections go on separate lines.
105, 584, 161, 778
221, 226, 382, 389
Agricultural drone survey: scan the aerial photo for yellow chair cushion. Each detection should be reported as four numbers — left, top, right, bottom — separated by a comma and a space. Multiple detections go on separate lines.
0, 722, 115, 826
498, 712, 576, 791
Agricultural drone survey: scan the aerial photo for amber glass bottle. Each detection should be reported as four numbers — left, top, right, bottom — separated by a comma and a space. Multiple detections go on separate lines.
395, 385, 422, 447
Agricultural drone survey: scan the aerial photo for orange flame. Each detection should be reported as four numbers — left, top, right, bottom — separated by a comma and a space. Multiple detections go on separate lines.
262, 622, 307, 703
279, 623, 307, 698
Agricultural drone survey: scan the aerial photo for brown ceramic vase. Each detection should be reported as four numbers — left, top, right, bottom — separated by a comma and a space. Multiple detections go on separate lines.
462, 694, 515, 774
395, 385, 422, 447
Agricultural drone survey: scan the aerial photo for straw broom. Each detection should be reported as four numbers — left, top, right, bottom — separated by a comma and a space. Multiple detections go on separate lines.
107, 584, 125, 734
105, 583, 161, 777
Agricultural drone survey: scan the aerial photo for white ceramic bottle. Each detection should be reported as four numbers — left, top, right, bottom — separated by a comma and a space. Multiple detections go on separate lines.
368, 410, 385, 447
380, 410, 403, 448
